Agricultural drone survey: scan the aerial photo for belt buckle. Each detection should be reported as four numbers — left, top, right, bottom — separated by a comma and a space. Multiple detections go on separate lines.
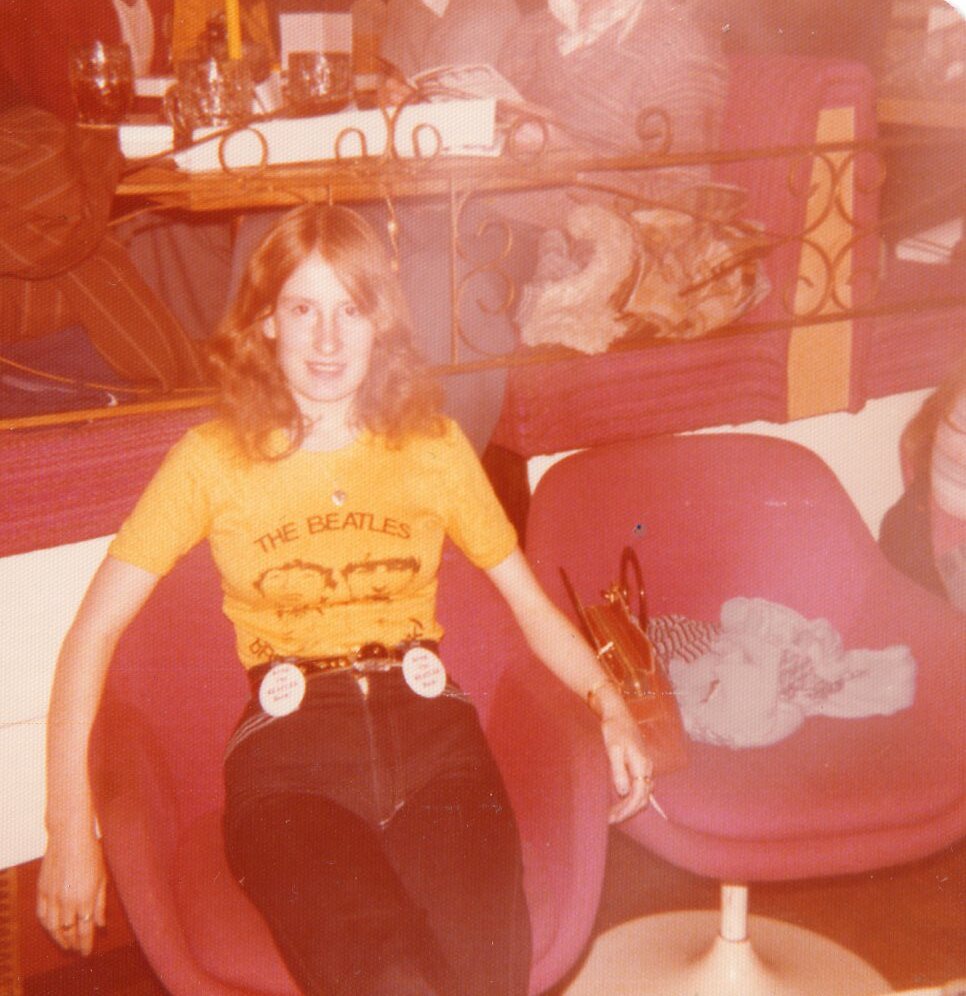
353, 642, 394, 674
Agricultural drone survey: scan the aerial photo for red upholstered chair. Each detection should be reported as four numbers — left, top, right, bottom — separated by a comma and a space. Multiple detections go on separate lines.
89, 542, 610, 995
526, 433, 966, 994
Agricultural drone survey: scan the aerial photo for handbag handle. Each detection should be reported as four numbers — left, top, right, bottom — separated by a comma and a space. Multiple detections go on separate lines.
619, 546, 649, 629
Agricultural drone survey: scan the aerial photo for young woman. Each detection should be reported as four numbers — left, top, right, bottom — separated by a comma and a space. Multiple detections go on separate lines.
36, 205, 653, 994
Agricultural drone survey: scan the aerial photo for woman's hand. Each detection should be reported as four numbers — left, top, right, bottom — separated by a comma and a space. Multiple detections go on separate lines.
595, 684, 655, 824
37, 555, 158, 956
484, 549, 657, 824
36, 829, 107, 955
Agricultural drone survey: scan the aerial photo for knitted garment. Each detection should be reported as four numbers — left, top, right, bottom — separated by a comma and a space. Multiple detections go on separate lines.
548, 0, 644, 55
499, 1, 728, 165
0, 100, 205, 388
667, 597, 917, 749
382, 0, 520, 81
494, 0, 730, 259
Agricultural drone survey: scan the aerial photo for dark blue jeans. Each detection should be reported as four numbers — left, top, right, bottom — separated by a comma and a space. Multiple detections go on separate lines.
223, 667, 531, 996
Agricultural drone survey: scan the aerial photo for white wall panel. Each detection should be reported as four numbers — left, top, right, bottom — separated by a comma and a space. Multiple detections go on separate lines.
0, 536, 112, 868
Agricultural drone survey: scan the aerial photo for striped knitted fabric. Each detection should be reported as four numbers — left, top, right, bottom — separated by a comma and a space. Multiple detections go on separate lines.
383, 0, 522, 81
0, 105, 116, 277
646, 613, 722, 668
548, 0, 644, 55
491, 0, 731, 250
499, 0, 728, 197
0, 100, 205, 389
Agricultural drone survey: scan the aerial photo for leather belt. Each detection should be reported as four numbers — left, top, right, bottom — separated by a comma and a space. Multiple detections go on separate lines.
247, 640, 440, 694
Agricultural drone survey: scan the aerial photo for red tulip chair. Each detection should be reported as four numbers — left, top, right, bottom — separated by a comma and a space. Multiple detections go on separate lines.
90, 541, 611, 995
526, 433, 966, 995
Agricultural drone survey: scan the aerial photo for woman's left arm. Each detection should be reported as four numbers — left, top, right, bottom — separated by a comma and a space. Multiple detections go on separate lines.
486, 547, 654, 823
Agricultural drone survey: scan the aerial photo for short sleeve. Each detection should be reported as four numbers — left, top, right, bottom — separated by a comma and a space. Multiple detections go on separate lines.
437, 420, 517, 568
107, 427, 215, 576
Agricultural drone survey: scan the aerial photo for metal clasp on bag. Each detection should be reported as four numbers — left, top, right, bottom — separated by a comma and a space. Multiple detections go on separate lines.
618, 545, 649, 631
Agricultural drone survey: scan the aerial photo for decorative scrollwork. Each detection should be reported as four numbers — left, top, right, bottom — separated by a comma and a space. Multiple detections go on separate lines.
333, 126, 371, 161
783, 237, 835, 319
217, 125, 270, 176
634, 107, 674, 156
771, 141, 888, 320
450, 188, 519, 363
410, 122, 445, 160
501, 111, 552, 164
113, 108, 965, 371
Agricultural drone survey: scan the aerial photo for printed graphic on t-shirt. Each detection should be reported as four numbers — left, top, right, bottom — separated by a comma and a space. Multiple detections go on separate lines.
253, 553, 422, 617
252, 508, 412, 554
343, 554, 421, 602
254, 560, 339, 616
108, 419, 515, 670
249, 507, 422, 620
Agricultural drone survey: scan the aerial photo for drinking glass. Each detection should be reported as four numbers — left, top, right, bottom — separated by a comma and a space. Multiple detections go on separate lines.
285, 51, 353, 114
164, 57, 255, 138
68, 41, 135, 125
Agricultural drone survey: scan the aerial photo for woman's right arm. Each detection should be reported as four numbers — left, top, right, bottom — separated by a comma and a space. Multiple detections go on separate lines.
36, 555, 161, 956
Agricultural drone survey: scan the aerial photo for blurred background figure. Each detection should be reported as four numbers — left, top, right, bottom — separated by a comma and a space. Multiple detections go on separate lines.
0, 0, 245, 345
382, 0, 520, 79
1, 0, 174, 120
483, 0, 735, 357
881, 352, 966, 612
0, 68, 205, 393
499, 0, 729, 200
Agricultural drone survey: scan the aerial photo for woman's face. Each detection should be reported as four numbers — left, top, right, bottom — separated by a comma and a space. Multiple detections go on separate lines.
264, 251, 376, 421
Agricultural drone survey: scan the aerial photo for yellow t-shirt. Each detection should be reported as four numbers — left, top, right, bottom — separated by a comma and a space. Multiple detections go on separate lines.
108, 418, 517, 668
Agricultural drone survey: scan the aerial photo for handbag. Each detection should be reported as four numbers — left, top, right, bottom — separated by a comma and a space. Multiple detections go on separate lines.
561, 547, 689, 775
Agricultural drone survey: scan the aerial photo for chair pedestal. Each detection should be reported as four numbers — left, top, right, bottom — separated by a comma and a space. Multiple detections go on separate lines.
564, 885, 893, 995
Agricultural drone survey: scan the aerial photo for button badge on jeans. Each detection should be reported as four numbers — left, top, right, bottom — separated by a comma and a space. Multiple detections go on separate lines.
259, 662, 307, 716
402, 646, 447, 698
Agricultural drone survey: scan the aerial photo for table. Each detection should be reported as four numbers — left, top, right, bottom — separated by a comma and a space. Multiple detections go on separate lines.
117, 143, 781, 212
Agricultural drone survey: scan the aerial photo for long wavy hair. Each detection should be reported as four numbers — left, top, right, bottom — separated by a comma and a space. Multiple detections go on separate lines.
207, 204, 444, 460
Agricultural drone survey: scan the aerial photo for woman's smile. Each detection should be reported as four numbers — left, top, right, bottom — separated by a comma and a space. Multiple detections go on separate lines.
306, 360, 346, 377
264, 251, 377, 425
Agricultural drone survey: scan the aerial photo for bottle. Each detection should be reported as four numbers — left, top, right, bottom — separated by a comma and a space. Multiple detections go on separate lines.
352, 0, 387, 108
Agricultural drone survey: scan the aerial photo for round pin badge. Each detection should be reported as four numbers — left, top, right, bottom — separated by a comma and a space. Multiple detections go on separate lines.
259, 662, 307, 717
402, 645, 447, 699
